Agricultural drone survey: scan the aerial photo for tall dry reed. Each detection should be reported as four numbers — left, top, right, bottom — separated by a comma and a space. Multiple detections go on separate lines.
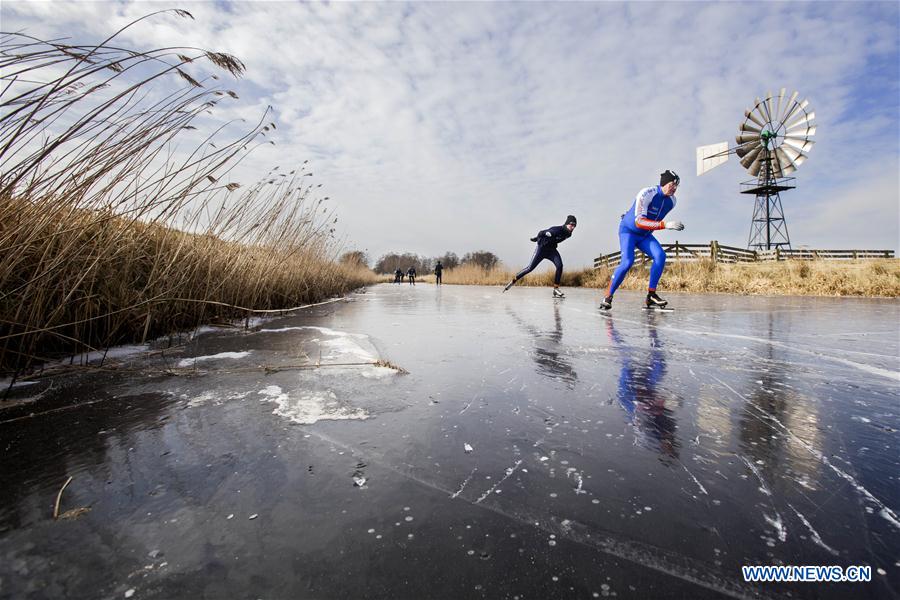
0, 12, 374, 375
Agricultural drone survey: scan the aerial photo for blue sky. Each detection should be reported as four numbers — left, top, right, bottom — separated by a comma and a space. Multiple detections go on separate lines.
3, 1, 898, 268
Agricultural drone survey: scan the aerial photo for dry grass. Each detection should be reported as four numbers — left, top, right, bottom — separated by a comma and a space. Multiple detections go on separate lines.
586, 259, 900, 297
439, 263, 595, 287
0, 17, 376, 374
436, 259, 900, 297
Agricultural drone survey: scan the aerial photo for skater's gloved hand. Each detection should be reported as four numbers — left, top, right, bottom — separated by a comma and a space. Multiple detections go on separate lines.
664, 220, 684, 231
530, 237, 538, 242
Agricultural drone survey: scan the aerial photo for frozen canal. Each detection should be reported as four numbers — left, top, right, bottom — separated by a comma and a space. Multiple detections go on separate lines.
1, 283, 898, 599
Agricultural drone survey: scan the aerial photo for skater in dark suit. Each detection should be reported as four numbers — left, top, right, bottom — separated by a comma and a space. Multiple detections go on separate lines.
503, 215, 576, 298
394, 268, 403, 284
407, 266, 417, 285
434, 261, 443, 285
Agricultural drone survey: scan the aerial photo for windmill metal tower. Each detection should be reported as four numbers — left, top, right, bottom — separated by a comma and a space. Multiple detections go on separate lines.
696, 89, 816, 250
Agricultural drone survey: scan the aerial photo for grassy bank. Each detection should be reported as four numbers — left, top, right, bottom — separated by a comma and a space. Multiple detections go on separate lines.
434, 260, 900, 297
0, 16, 375, 374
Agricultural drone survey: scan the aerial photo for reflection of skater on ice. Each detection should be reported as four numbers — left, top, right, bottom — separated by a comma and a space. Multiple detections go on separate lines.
504, 215, 576, 298
605, 316, 680, 460
507, 303, 578, 388
600, 170, 683, 311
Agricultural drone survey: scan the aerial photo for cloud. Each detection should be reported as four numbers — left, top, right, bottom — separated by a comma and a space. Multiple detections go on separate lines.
3, 1, 897, 266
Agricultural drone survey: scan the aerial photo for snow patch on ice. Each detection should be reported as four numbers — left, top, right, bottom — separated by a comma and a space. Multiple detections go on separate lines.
360, 366, 397, 379
178, 351, 251, 368
186, 390, 251, 408
258, 385, 368, 425
764, 513, 787, 542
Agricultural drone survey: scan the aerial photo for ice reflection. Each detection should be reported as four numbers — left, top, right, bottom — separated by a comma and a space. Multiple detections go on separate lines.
507, 303, 578, 388
737, 314, 823, 487
605, 316, 680, 460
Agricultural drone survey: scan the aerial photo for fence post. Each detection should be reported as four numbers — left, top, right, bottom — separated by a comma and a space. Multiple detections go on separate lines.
775, 247, 781, 261
675, 241, 680, 262
710, 240, 718, 263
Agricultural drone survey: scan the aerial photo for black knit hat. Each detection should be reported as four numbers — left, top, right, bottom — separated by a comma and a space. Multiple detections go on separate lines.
565, 215, 577, 226
660, 170, 680, 186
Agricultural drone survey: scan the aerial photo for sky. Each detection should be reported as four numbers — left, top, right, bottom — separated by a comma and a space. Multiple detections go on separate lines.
3, 1, 899, 268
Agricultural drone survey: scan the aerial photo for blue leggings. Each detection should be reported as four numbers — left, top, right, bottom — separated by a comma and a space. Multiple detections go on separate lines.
608, 232, 666, 296
516, 247, 563, 284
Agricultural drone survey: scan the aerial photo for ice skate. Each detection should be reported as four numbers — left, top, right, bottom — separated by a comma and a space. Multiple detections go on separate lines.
645, 291, 668, 308
599, 295, 613, 310
552, 287, 565, 298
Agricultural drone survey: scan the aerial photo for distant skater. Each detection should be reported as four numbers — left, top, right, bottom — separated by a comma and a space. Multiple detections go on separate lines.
434, 260, 443, 285
503, 215, 577, 298
394, 268, 403, 284
600, 170, 684, 310
407, 266, 417, 285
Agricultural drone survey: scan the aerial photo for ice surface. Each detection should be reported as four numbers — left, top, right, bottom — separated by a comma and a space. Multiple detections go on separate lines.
1, 284, 898, 600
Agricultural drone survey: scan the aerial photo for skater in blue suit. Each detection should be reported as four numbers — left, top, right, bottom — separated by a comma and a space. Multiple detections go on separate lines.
600, 170, 684, 310
503, 215, 576, 298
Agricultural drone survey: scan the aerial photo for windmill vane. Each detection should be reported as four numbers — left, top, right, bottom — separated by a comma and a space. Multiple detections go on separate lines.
696, 88, 817, 251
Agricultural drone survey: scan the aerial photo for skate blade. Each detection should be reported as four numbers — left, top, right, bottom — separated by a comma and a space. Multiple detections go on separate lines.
643, 306, 674, 312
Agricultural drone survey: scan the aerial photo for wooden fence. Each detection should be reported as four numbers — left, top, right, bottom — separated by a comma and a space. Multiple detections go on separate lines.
593, 241, 895, 270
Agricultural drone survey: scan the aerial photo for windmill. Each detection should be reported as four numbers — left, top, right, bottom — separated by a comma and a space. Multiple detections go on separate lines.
696, 89, 816, 250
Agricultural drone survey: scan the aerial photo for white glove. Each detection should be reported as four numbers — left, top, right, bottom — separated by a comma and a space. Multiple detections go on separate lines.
665, 220, 684, 231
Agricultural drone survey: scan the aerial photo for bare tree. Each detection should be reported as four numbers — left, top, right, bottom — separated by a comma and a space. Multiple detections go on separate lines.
339, 250, 369, 269
461, 250, 499, 270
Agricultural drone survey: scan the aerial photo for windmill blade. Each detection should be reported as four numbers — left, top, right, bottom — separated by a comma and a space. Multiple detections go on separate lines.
785, 110, 815, 130
791, 154, 808, 169
783, 138, 815, 154
748, 154, 764, 176
736, 132, 763, 144
740, 121, 762, 133
744, 106, 766, 128
751, 101, 770, 129
781, 98, 810, 125
740, 146, 763, 169
763, 91, 775, 124
770, 153, 784, 178
779, 144, 803, 164
779, 91, 800, 122
696, 141, 730, 176
785, 124, 817, 137
779, 150, 808, 170
767, 146, 785, 178
735, 139, 760, 158
774, 147, 795, 175
774, 88, 786, 124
